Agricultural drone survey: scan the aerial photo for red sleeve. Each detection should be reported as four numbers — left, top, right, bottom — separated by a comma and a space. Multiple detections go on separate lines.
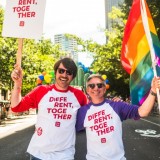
11, 85, 51, 112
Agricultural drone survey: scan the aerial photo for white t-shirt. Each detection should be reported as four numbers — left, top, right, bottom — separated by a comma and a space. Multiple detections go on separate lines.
76, 99, 140, 160
12, 84, 87, 160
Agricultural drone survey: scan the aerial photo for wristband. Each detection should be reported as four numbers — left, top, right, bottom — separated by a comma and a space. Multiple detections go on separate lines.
150, 90, 156, 97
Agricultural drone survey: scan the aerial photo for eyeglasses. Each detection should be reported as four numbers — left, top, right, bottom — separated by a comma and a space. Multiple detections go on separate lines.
87, 83, 104, 89
57, 68, 73, 76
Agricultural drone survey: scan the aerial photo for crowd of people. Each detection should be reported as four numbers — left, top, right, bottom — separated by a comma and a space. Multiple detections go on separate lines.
10, 57, 160, 160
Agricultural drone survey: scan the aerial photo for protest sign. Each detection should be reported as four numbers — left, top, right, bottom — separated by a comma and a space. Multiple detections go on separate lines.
2, 0, 46, 66
2, 0, 46, 39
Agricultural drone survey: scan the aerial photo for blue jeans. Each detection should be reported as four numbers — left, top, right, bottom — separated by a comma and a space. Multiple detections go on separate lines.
30, 155, 41, 160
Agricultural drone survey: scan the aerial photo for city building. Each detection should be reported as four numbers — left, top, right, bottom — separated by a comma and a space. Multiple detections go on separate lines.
54, 34, 78, 61
104, 0, 124, 29
54, 34, 77, 52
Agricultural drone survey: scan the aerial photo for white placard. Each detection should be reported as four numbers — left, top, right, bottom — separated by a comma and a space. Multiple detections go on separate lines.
2, 0, 46, 39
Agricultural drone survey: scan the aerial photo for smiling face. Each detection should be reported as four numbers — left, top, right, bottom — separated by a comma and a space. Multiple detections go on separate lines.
55, 63, 74, 90
86, 76, 106, 104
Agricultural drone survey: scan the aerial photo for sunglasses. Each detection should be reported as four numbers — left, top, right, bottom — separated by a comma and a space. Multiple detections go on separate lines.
57, 68, 73, 76
87, 83, 104, 89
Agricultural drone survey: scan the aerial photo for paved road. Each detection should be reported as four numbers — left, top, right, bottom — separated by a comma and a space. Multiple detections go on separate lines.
0, 114, 36, 160
75, 114, 160, 160
123, 114, 160, 160
0, 114, 160, 160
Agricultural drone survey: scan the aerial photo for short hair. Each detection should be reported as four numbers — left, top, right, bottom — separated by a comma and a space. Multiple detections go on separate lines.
87, 74, 106, 85
54, 57, 77, 79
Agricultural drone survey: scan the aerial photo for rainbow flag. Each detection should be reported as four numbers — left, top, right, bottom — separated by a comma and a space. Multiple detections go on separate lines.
121, 0, 160, 105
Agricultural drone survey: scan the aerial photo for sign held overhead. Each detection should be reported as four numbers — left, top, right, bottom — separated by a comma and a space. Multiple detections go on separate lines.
2, 0, 46, 39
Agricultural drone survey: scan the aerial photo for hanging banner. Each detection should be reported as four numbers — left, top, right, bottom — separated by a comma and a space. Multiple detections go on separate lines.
2, 0, 46, 39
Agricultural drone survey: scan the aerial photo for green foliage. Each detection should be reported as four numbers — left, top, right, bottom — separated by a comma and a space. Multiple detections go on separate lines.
0, 7, 4, 36
0, 37, 17, 90
0, 8, 17, 90
90, 6, 130, 98
21, 38, 66, 95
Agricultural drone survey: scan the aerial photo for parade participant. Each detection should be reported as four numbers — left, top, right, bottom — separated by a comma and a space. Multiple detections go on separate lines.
11, 57, 87, 160
76, 74, 160, 160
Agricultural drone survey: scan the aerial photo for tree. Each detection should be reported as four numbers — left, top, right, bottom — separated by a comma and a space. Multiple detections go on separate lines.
21, 38, 65, 95
89, 6, 130, 98
0, 7, 17, 91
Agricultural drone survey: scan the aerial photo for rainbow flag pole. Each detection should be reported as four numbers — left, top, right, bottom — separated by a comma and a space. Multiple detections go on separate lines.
141, 0, 160, 112
121, 0, 160, 111
141, 0, 157, 76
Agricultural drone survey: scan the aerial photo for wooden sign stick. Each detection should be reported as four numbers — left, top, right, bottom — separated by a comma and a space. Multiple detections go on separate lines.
16, 38, 24, 67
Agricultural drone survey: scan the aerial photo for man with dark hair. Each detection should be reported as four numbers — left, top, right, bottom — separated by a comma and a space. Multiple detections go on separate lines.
11, 57, 87, 160
54, 57, 77, 79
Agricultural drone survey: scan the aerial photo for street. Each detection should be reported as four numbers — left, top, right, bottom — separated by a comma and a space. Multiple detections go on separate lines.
122, 115, 160, 160
0, 114, 160, 160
